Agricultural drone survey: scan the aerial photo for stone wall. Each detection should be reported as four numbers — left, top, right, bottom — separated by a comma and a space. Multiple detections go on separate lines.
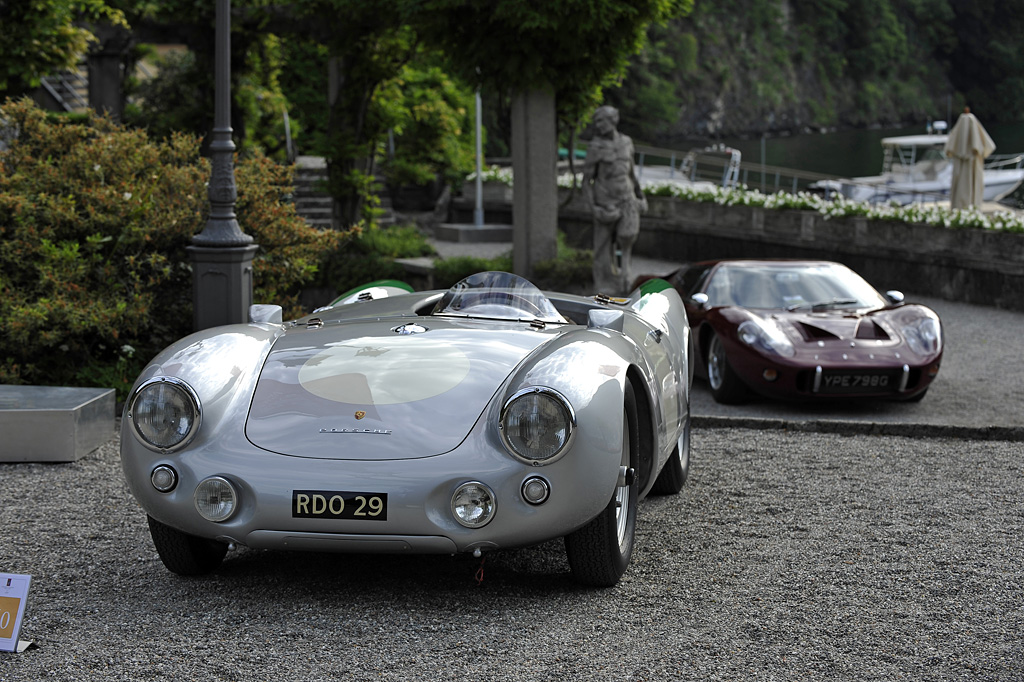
552, 193, 1024, 312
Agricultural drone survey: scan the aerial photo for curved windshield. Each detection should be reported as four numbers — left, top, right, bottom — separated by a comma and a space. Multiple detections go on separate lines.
706, 263, 888, 310
431, 271, 568, 323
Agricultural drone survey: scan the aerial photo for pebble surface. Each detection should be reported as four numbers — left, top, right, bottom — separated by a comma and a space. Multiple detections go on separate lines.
1, 427, 1021, 681
2, 261, 1023, 680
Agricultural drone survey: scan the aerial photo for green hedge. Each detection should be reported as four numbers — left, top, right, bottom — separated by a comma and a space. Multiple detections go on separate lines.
0, 99, 351, 396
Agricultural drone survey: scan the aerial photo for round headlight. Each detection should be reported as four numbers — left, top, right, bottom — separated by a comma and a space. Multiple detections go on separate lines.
499, 388, 576, 464
451, 482, 496, 528
738, 319, 796, 357
904, 316, 942, 355
129, 377, 201, 452
194, 476, 238, 522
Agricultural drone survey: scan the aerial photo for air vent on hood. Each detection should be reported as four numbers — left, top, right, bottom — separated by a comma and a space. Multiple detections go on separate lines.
855, 320, 891, 340
796, 322, 839, 340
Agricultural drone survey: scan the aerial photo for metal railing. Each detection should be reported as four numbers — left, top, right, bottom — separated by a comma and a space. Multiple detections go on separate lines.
632, 142, 839, 194
40, 68, 88, 112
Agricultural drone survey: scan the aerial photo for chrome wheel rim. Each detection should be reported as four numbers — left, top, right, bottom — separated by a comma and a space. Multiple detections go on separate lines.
677, 412, 691, 472
708, 336, 726, 390
616, 413, 631, 549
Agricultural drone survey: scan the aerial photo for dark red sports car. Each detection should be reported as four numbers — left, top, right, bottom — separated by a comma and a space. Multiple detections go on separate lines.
661, 260, 943, 403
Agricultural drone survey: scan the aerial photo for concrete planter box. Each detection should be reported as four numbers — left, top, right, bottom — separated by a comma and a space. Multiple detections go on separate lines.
461, 181, 512, 204
0, 385, 115, 462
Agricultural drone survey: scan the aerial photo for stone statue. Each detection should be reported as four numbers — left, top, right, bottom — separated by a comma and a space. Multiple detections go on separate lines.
582, 105, 647, 295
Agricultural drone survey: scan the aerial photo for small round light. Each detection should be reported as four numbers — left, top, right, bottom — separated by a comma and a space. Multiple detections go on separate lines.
451, 482, 496, 528
762, 368, 779, 382
521, 477, 550, 505
194, 476, 238, 522
500, 388, 576, 464
129, 377, 201, 452
151, 465, 178, 492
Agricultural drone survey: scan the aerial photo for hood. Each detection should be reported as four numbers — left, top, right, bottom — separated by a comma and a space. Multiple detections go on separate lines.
777, 309, 895, 344
245, 317, 556, 460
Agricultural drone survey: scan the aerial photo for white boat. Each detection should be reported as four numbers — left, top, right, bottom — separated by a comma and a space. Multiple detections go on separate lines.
812, 132, 1024, 205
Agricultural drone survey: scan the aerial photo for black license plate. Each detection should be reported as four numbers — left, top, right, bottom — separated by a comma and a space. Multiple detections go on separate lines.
292, 490, 388, 520
819, 371, 896, 394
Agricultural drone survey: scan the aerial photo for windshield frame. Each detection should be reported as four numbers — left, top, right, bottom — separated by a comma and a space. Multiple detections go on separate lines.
430, 271, 569, 324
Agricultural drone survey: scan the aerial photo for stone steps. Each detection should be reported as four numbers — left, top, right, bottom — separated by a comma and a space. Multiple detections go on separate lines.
292, 156, 395, 228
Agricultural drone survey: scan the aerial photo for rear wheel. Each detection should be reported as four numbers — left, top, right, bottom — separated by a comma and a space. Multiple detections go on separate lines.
707, 332, 750, 404
147, 515, 227, 575
564, 384, 639, 587
651, 406, 691, 495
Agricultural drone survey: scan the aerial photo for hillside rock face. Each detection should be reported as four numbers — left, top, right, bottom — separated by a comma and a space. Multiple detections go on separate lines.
615, 0, 960, 144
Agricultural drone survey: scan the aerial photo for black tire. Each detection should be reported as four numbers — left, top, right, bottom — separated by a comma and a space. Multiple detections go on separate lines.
707, 332, 750, 404
903, 388, 928, 402
651, 406, 691, 495
564, 383, 639, 587
147, 515, 227, 576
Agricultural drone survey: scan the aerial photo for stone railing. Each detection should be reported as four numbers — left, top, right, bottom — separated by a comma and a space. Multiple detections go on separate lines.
552, 193, 1024, 312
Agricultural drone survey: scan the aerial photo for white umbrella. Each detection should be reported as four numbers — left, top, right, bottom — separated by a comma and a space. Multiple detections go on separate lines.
944, 109, 996, 209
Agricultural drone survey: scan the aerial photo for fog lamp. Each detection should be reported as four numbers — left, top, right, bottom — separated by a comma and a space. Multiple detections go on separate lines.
521, 476, 550, 505
194, 476, 238, 522
451, 482, 496, 528
151, 465, 178, 492
928, 363, 940, 378
762, 368, 779, 382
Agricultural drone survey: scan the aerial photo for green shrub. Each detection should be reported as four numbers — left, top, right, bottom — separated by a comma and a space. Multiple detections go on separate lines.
316, 222, 436, 295
0, 99, 349, 398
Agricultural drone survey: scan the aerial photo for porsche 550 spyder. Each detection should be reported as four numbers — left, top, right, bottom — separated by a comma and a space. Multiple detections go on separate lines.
121, 271, 693, 587
660, 259, 942, 404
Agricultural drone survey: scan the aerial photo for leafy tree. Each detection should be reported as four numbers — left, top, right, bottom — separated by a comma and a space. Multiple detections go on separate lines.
410, 0, 692, 134
376, 55, 477, 192
0, 0, 127, 98
280, 1, 418, 228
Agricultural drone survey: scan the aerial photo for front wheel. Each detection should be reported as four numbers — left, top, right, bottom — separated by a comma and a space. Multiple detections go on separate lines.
707, 332, 750, 404
564, 384, 639, 587
147, 515, 227, 576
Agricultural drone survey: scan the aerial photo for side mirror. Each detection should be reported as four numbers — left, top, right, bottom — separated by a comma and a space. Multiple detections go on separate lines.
690, 292, 710, 308
885, 290, 905, 305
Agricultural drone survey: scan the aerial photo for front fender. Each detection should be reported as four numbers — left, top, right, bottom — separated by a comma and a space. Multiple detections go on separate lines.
496, 328, 639, 503
122, 323, 285, 452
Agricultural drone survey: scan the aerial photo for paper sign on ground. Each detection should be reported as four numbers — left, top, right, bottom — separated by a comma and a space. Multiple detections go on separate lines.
0, 573, 31, 653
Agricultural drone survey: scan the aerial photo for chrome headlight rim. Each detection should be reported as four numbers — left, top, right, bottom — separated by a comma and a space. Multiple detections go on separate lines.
194, 475, 239, 523
499, 386, 577, 465
127, 376, 202, 453
451, 481, 496, 528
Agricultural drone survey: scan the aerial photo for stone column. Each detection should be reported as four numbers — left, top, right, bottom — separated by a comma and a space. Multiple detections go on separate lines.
510, 88, 558, 278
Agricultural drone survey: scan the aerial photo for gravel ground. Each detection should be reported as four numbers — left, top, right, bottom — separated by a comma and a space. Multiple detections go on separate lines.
2, 427, 1022, 681
2, 246, 1022, 680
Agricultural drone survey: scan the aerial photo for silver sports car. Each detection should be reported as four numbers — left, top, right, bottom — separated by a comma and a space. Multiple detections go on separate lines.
121, 271, 693, 586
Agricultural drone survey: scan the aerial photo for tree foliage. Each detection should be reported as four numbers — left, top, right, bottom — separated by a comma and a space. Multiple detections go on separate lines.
0, 0, 127, 98
410, 0, 692, 129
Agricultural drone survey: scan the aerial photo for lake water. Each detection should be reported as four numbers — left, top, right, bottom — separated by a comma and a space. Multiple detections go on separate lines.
719, 121, 1024, 179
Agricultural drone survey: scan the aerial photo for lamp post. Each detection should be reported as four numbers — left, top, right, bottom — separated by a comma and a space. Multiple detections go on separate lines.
187, 0, 259, 330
